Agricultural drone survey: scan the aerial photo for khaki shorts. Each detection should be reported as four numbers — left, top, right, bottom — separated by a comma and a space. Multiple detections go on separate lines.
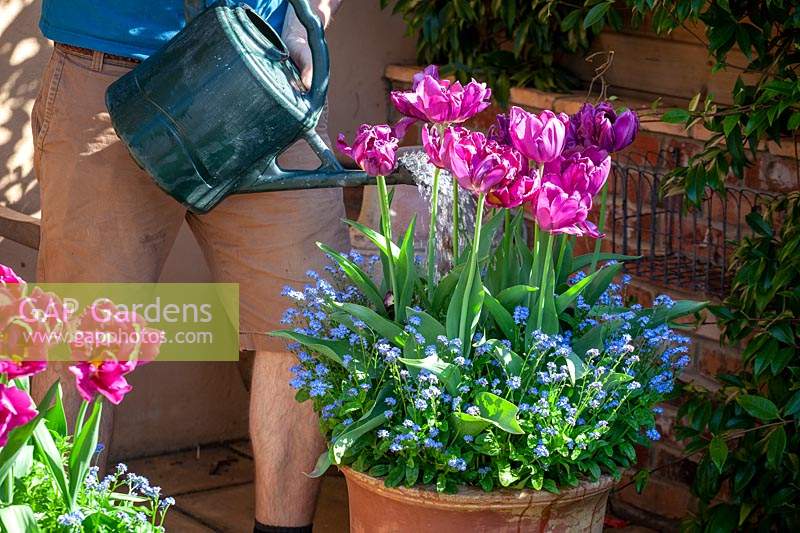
31, 46, 349, 352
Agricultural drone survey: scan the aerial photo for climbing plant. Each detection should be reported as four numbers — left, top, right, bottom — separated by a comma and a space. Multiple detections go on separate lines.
677, 193, 800, 531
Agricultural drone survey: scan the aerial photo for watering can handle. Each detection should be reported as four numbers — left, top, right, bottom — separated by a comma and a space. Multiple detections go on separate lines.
185, 0, 329, 114
286, 0, 329, 114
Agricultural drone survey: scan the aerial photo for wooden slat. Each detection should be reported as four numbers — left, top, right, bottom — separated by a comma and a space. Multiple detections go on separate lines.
564, 31, 759, 105
0, 206, 40, 250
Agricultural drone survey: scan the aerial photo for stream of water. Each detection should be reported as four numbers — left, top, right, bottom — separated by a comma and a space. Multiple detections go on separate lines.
398, 150, 477, 278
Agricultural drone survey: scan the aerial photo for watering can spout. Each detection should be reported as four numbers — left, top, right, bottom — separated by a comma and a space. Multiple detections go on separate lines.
241, 166, 416, 193
237, 128, 416, 193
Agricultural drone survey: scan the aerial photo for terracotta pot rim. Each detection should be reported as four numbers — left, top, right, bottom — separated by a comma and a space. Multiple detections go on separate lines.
340, 466, 615, 511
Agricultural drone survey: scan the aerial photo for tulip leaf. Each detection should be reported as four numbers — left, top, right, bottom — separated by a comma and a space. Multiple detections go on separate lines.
317, 243, 385, 314
487, 340, 524, 376
496, 285, 538, 312
68, 399, 102, 508
0, 505, 41, 533
581, 262, 623, 306
32, 421, 70, 508
333, 302, 405, 346
406, 307, 446, 344
560, 350, 588, 384
446, 248, 485, 356
394, 215, 418, 323
332, 386, 392, 463
0, 381, 59, 482
43, 383, 67, 438
482, 287, 516, 341
343, 219, 401, 258
307, 449, 334, 478
646, 300, 707, 328
477, 210, 504, 263
556, 271, 594, 313
269, 330, 349, 366
432, 264, 464, 314
473, 392, 525, 435
399, 355, 462, 396
570, 253, 640, 272
108, 492, 149, 503
572, 321, 618, 357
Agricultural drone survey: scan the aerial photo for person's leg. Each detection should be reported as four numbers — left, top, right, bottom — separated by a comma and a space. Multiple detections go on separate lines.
188, 107, 349, 528
30, 47, 185, 464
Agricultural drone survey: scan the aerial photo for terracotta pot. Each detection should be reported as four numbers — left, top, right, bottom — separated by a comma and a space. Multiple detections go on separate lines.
341, 467, 614, 533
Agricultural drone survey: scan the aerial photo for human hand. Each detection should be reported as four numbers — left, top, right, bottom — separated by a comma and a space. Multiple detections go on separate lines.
283, 32, 313, 90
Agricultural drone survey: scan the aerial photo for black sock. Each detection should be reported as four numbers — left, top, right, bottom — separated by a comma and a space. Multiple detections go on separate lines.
253, 522, 312, 533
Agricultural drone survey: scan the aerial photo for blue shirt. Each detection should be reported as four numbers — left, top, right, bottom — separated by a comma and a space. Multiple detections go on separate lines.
40, 1, 288, 60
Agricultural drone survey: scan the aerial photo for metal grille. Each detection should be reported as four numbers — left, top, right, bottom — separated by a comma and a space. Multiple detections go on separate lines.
607, 152, 778, 299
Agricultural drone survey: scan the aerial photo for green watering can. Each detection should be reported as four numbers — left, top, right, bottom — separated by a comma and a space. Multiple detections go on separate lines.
106, 0, 406, 213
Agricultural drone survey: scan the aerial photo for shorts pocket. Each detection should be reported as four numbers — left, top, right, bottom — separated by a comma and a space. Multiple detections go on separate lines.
33, 50, 66, 152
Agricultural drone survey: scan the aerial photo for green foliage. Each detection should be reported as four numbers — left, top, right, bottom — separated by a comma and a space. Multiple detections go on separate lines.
0, 378, 174, 532
277, 199, 704, 493
378, 0, 598, 104
652, 1, 800, 202
678, 193, 800, 531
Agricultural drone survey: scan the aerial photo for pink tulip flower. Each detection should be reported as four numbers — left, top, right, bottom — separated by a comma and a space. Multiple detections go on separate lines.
507, 107, 568, 164
487, 170, 538, 209
70, 299, 162, 365
565, 102, 639, 154
0, 359, 47, 379
544, 151, 611, 198
0, 383, 37, 446
529, 155, 608, 238
69, 359, 138, 405
445, 130, 523, 196
0, 265, 22, 284
390, 65, 491, 125
421, 124, 471, 169
337, 124, 399, 177
530, 181, 590, 236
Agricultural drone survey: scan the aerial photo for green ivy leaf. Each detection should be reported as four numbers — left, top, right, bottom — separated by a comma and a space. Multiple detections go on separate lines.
709, 435, 728, 473
737, 394, 780, 421
784, 390, 800, 416
662, 108, 691, 124
766, 426, 786, 470
582, 2, 611, 29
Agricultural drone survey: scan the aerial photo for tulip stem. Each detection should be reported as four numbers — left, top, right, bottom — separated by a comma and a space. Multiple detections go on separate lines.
555, 234, 567, 286
452, 178, 459, 263
426, 167, 441, 302
377, 175, 398, 316
536, 231, 554, 331
590, 182, 609, 273
501, 209, 512, 288
525, 223, 542, 343
458, 193, 485, 352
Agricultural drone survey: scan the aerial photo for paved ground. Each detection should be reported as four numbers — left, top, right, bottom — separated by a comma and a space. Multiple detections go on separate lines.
128, 441, 348, 532
128, 441, 658, 532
